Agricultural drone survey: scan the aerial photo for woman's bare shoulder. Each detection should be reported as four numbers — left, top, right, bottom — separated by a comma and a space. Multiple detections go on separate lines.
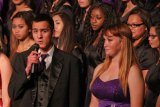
0, 53, 10, 66
129, 64, 141, 75
93, 63, 104, 77
128, 64, 143, 83
0, 52, 8, 60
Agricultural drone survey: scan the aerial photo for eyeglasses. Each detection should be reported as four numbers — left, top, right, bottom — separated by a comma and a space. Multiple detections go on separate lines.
127, 23, 144, 28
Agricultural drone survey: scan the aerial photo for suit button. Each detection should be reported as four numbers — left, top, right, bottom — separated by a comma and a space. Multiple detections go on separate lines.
40, 98, 43, 101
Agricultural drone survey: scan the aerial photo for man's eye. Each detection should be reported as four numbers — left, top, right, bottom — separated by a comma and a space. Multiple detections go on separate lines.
42, 30, 48, 33
32, 30, 38, 33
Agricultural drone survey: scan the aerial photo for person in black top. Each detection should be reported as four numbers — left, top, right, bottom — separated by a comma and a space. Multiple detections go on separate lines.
83, 3, 119, 107
73, 0, 100, 47
51, 12, 86, 106
36, 0, 73, 20
127, 7, 158, 80
145, 15, 160, 107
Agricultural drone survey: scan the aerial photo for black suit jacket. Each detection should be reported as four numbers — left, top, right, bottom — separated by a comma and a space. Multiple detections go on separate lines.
9, 46, 81, 107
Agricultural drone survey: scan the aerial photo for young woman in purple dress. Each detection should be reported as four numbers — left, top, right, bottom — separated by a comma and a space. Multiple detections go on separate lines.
90, 23, 144, 107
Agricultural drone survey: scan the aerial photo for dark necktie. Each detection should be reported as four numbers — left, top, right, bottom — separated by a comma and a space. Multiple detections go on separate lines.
38, 54, 48, 73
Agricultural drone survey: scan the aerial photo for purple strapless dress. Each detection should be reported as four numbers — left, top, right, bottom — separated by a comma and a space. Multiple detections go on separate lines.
91, 77, 130, 107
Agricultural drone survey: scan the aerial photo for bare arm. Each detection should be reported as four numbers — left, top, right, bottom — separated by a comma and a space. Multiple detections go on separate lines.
89, 94, 99, 107
156, 95, 160, 107
0, 53, 12, 107
142, 69, 148, 80
128, 65, 145, 107
89, 63, 103, 107
142, 69, 148, 96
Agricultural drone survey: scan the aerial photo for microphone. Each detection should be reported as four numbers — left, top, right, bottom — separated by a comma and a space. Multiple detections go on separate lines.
31, 43, 39, 75
33, 43, 39, 52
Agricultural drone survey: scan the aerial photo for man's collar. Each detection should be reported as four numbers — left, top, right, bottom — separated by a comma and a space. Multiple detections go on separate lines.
38, 45, 54, 57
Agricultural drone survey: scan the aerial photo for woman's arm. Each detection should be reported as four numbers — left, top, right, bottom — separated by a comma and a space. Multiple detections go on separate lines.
89, 63, 103, 107
156, 95, 160, 107
128, 64, 145, 107
89, 94, 99, 107
142, 69, 148, 96
0, 53, 12, 107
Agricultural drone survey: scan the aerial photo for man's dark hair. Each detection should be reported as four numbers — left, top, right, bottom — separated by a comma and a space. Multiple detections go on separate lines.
32, 14, 54, 32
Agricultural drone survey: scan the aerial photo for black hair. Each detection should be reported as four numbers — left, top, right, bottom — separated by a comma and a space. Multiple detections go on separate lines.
144, 0, 160, 11
73, 0, 100, 33
127, 7, 151, 32
12, 11, 35, 32
117, 0, 146, 17
150, 12, 160, 38
51, 12, 75, 53
0, 20, 4, 51
7, 0, 33, 19
83, 2, 119, 47
32, 14, 54, 32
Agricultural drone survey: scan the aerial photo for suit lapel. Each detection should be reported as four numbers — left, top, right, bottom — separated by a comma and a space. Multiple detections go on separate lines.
48, 48, 63, 100
30, 47, 64, 105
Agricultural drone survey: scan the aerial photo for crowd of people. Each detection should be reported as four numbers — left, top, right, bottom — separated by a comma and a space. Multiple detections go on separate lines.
0, 0, 159, 107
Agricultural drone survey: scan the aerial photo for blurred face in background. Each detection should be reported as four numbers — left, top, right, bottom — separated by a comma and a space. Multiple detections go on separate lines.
78, 0, 90, 8
149, 26, 160, 49
127, 14, 146, 40
12, 0, 25, 5
90, 8, 105, 31
12, 17, 30, 41
52, 15, 64, 38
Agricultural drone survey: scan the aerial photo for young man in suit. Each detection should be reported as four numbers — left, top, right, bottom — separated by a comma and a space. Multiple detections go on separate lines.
9, 14, 81, 107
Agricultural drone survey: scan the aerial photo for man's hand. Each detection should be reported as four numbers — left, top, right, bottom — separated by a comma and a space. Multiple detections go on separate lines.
25, 51, 40, 76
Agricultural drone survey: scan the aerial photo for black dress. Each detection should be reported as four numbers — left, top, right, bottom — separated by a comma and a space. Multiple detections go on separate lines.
120, 6, 138, 23
134, 34, 159, 70
72, 46, 87, 107
84, 38, 105, 107
145, 60, 160, 107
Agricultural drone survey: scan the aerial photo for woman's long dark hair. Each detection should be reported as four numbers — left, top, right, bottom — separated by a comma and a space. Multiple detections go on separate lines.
73, 0, 100, 34
0, 0, 3, 14
10, 11, 35, 59
52, 0, 67, 13
7, 0, 32, 20
117, 0, 146, 17
40, 0, 71, 14
52, 12, 75, 53
83, 2, 119, 47
0, 20, 5, 52
144, 0, 160, 11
